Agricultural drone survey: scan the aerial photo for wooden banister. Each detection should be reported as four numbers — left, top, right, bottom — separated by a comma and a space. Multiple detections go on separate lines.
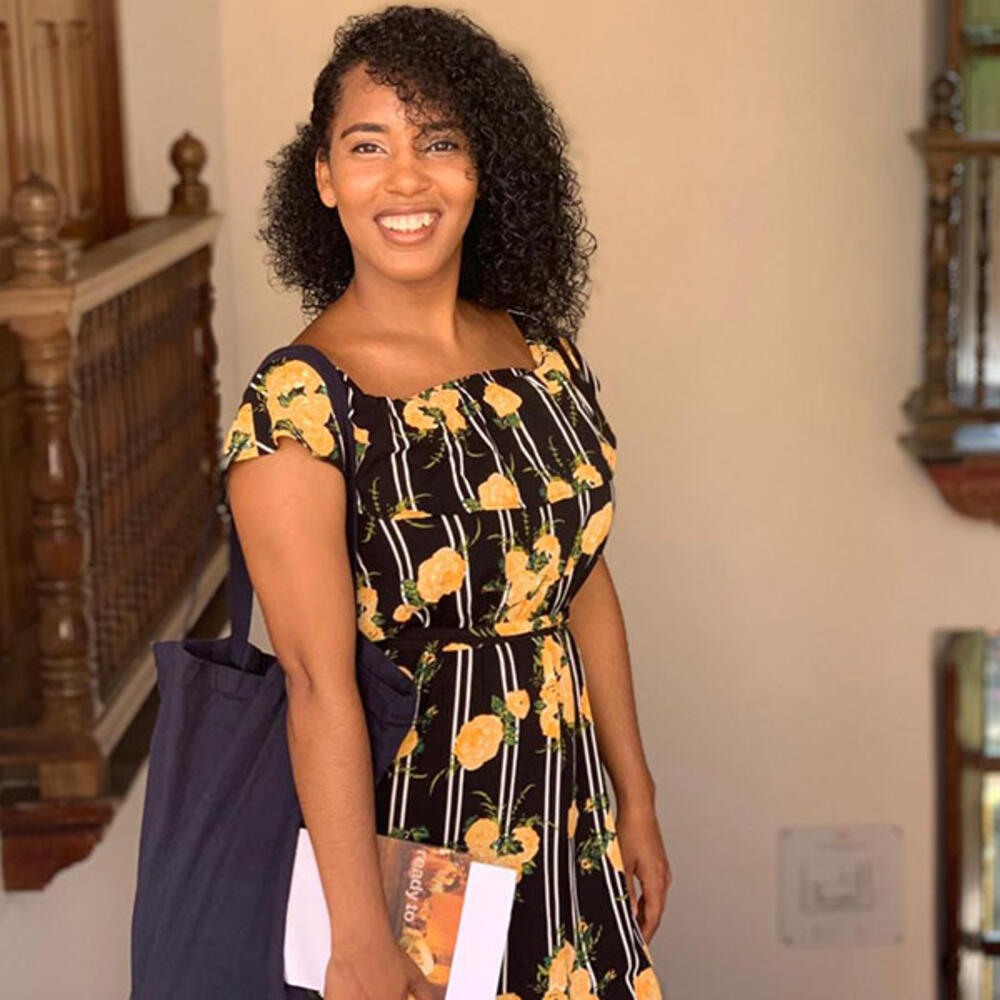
0, 132, 228, 889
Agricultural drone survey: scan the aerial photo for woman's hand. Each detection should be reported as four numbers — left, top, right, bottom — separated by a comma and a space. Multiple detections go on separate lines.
324, 928, 436, 999
615, 800, 672, 943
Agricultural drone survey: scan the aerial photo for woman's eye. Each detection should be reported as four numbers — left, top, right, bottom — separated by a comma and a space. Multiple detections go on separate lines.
349, 138, 461, 155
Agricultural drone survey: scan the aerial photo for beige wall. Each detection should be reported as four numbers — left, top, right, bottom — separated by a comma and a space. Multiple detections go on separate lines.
2, 2, 970, 998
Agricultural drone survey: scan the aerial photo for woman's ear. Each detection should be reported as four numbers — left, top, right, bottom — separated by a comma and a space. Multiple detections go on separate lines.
314, 153, 337, 209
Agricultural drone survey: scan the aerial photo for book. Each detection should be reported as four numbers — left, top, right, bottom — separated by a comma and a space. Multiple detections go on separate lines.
283, 827, 518, 998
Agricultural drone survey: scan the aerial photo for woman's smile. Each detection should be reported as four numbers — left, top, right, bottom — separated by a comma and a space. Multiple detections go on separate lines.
374, 209, 441, 246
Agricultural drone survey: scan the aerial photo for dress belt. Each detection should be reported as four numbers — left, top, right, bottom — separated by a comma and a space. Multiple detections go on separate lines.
384, 610, 571, 649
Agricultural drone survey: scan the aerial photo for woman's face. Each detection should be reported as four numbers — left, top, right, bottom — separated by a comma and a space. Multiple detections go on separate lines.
315, 62, 478, 284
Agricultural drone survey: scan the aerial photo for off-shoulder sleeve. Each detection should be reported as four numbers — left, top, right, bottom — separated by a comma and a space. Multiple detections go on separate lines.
220, 349, 347, 476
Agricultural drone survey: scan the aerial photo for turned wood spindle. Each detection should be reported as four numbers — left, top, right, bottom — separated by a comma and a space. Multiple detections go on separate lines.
7, 175, 95, 734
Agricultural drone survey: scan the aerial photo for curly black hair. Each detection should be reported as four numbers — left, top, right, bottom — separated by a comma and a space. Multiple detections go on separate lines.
257, 4, 597, 339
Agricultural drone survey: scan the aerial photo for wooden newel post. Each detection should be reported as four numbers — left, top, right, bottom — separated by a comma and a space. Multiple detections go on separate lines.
920, 72, 965, 451
5, 173, 101, 795
169, 131, 210, 216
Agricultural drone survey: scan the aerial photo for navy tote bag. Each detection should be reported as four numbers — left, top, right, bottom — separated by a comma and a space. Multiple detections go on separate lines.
129, 345, 417, 1000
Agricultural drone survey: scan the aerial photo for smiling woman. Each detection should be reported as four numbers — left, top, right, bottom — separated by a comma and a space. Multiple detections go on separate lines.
221, 5, 669, 999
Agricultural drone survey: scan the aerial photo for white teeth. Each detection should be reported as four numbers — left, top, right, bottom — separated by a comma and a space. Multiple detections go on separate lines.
378, 212, 436, 232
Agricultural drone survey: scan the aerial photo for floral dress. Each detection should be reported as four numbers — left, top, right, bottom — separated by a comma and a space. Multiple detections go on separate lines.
220, 312, 663, 1000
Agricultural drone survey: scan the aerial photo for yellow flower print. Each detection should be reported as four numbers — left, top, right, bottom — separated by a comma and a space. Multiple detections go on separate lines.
567, 800, 579, 838
534, 534, 562, 585
464, 816, 501, 860
548, 939, 576, 990
453, 714, 504, 770
568, 967, 597, 1000
511, 824, 540, 864
542, 990, 568, 1000
403, 398, 437, 432
478, 471, 522, 510
539, 679, 561, 709
505, 567, 536, 607
464, 817, 540, 880
263, 358, 323, 401
483, 382, 523, 418
442, 641, 474, 652
403, 388, 467, 434
573, 462, 603, 488
392, 603, 419, 622
580, 502, 613, 555
535, 345, 572, 394
426, 387, 467, 433
540, 635, 565, 684
513, 588, 548, 622
557, 667, 576, 725
539, 701, 561, 740
634, 967, 663, 1000
505, 688, 531, 719
357, 584, 385, 641
546, 478, 575, 503
494, 618, 536, 637
224, 402, 258, 462
600, 439, 617, 473
492, 824, 541, 882
395, 725, 418, 760
505, 547, 530, 581
391, 506, 432, 520
564, 555, 577, 578
416, 547, 467, 603
263, 359, 336, 457
494, 531, 563, 632
579, 685, 592, 722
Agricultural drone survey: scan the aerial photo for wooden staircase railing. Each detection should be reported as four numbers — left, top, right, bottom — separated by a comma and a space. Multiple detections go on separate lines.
904, 71, 1000, 522
0, 132, 227, 889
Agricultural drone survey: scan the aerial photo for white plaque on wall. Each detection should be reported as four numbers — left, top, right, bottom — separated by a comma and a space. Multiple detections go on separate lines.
778, 824, 902, 946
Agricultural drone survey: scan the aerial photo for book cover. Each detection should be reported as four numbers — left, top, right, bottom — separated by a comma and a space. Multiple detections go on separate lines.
284, 828, 517, 998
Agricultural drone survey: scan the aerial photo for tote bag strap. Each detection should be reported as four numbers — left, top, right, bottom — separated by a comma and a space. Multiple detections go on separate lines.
228, 343, 360, 668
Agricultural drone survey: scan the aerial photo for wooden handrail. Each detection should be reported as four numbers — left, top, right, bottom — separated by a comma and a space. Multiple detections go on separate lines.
910, 129, 1000, 155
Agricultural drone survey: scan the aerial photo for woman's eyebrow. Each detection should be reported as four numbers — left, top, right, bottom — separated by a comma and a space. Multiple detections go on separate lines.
416, 119, 462, 135
339, 119, 462, 139
340, 121, 387, 138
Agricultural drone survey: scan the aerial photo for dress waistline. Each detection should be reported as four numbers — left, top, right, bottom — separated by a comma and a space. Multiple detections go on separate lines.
383, 610, 571, 650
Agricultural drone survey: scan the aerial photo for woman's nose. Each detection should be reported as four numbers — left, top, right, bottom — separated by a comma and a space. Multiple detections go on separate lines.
385, 146, 431, 193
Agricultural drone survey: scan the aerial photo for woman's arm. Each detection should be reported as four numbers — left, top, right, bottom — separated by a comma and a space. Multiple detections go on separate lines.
568, 554, 655, 808
568, 553, 671, 941
226, 439, 403, 974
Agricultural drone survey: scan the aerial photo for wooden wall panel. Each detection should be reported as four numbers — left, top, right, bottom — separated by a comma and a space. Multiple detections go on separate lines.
0, 0, 127, 258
